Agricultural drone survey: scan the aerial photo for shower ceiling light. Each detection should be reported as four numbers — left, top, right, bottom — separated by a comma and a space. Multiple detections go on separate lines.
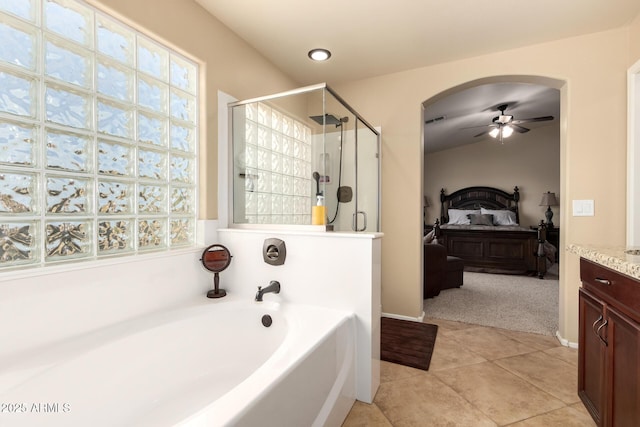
308, 48, 331, 61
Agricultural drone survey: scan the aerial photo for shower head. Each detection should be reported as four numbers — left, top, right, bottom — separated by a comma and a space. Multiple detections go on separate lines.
309, 114, 347, 127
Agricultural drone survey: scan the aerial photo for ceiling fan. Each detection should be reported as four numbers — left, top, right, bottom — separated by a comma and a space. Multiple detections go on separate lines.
471, 104, 554, 142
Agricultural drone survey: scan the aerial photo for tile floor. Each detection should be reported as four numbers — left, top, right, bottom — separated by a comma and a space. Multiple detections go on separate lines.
342, 317, 596, 427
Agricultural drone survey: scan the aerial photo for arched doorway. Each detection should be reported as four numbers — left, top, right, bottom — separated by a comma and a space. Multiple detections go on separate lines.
421, 75, 564, 336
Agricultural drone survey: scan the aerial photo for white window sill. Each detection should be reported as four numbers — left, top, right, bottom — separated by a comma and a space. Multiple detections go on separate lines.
0, 246, 205, 283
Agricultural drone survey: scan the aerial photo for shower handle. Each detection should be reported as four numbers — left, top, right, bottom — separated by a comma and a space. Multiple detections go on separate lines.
352, 211, 367, 232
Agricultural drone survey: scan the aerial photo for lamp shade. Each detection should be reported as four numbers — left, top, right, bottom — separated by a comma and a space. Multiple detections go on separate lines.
539, 192, 559, 206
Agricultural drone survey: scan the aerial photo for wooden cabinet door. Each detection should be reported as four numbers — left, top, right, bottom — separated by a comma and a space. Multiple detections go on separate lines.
579, 288, 606, 426
605, 306, 640, 427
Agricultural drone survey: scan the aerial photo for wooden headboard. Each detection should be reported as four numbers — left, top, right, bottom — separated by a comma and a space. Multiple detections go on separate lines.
440, 186, 520, 224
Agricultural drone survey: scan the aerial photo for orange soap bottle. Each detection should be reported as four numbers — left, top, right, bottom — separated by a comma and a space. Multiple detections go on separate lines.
312, 195, 326, 225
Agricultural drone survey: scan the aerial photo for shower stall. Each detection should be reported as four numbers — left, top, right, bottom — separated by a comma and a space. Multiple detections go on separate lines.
229, 83, 380, 232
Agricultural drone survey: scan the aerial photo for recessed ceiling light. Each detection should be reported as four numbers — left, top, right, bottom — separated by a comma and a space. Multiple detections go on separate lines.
308, 48, 331, 61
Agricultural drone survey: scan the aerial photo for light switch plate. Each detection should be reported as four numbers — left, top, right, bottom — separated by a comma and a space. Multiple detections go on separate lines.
573, 199, 595, 216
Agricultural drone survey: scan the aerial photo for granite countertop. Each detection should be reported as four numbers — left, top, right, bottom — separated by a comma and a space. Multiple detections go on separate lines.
567, 244, 640, 280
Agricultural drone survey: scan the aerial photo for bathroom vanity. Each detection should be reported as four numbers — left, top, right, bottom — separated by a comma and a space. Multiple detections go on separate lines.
571, 246, 640, 426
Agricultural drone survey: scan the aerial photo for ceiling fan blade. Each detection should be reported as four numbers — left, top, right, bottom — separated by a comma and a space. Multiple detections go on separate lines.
474, 129, 491, 138
460, 124, 491, 130
512, 125, 530, 133
511, 116, 554, 124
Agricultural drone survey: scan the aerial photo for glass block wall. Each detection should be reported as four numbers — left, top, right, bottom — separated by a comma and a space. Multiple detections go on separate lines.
0, 0, 198, 270
242, 102, 312, 224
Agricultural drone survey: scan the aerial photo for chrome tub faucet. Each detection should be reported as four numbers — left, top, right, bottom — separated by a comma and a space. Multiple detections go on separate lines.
255, 280, 281, 302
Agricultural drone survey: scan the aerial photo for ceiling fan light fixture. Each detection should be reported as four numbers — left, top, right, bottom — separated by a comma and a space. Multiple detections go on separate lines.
502, 125, 514, 138
489, 128, 500, 138
497, 114, 513, 124
308, 48, 331, 61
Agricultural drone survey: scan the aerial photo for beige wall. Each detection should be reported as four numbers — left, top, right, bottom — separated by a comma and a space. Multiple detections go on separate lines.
424, 124, 561, 227
88, 0, 640, 343
630, 14, 640, 65
90, 0, 299, 220
334, 28, 631, 342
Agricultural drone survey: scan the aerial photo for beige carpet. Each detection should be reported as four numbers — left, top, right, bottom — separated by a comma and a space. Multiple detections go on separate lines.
423, 265, 559, 336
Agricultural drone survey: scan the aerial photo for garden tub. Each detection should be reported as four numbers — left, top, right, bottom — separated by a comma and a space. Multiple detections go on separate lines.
0, 295, 355, 426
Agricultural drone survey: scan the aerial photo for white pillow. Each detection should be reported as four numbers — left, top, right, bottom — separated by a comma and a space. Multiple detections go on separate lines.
481, 208, 518, 225
447, 209, 480, 225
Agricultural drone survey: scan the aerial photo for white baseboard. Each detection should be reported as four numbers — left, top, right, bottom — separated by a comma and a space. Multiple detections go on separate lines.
382, 311, 425, 322
556, 330, 579, 348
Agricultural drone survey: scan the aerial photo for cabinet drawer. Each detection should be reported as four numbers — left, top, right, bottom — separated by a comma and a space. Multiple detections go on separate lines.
581, 258, 640, 321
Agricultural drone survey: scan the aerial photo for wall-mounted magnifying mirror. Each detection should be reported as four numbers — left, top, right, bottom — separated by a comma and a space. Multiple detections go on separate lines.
200, 244, 232, 298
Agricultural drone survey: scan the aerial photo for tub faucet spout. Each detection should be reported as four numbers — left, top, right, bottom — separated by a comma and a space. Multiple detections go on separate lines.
255, 280, 281, 302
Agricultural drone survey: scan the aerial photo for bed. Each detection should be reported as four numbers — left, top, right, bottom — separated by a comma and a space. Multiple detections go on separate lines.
433, 186, 550, 278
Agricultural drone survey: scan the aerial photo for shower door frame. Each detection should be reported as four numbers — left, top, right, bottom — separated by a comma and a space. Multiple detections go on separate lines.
227, 83, 381, 232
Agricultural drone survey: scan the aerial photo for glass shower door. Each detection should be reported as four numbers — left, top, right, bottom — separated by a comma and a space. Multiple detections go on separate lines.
228, 83, 380, 232
353, 119, 380, 232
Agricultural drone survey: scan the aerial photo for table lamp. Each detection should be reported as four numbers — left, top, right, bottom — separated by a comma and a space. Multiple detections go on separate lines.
539, 191, 559, 229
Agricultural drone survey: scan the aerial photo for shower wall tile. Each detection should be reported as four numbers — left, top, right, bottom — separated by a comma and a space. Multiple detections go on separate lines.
294, 177, 306, 196
245, 121, 256, 145
245, 145, 257, 168
282, 137, 292, 156
245, 192, 256, 215
257, 147, 269, 169
282, 195, 293, 214
271, 215, 282, 224
257, 171, 270, 193
271, 194, 282, 214
271, 173, 282, 194
282, 156, 292, 175
257, 103, 270, 126
293, 160, 301, 179
257, 125, 269, 147
243, 103, 312, 223
271, 132, 281, 153
271, 110, 282, 132
271, 152, 281, 173
293, 140, 302, 158
257, 193, 270, 215
282, 174, 292, 195
282, 116, 292, 136
294, 121, 303, 140
245, 103, 257, 121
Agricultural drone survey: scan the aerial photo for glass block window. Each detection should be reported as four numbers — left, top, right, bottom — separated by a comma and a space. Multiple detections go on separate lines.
243, 102, 312, 224
0, 0, 198, 270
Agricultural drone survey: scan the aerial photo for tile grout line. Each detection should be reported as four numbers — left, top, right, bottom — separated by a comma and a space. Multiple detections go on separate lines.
347, 318, 585, 427
430, 366, 503, 426
491, 356, 581, 407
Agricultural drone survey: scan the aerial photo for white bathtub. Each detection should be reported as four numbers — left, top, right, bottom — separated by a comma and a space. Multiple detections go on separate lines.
0, 295, 356, 427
